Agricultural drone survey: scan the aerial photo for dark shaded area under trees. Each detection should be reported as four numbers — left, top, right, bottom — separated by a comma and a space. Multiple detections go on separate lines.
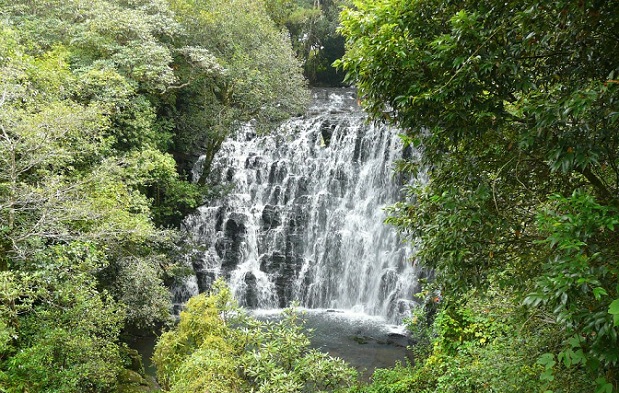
266, 0, 349, 87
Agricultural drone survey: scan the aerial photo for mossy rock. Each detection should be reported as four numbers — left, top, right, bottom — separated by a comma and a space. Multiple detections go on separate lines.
121, 347, 145, 374
351, 335, 373, 344
118, 369, 161, 393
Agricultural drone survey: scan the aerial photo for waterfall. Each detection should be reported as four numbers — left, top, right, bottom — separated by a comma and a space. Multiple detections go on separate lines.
176, 88, 420, 323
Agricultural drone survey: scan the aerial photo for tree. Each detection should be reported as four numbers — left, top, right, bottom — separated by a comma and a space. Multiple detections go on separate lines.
338, 0, 619, 390
153, 279, 358, 393
1, 0, 311, 389
1, 243, 126, 392
265, 0, 348, 86
165, 0, 309, 181
0, 18, 174, 392
1, 0, 205, 228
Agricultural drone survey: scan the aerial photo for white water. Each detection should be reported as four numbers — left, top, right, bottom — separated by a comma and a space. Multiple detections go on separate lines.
176, 88, 420, 323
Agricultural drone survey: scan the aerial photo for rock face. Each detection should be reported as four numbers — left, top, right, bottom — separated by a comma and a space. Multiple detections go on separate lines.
177, 88, 422, 323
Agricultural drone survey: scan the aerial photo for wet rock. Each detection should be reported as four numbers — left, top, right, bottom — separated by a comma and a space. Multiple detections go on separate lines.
268, 161, 287, 184
269, 185, 282, 204
117, 369, 152, 393
259, 251, 300, 308
295, 176, 309, 197
244, 272, 258, 308
122, 348, 144, 375
386, 332, 409, 348
352, 132, 363, 161
261, 205, 282, 230
224, 213, 246, 237
215, 213, 247, 272
225, 167, 234, 181
351, 335, 374, 345
288, 205, 308, 231
195, 271, 216, 293
214, 207, 224, 232
320, 122, 335, 147
378, 270, 398, 304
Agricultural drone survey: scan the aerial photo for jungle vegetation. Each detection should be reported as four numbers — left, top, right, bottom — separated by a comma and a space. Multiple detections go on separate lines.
4, 0, 617, 392
337, 0, 619, 392
0, 0, 310, 391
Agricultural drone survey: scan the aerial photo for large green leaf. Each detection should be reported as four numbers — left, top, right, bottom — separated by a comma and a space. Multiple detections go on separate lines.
610, 299, 619, 327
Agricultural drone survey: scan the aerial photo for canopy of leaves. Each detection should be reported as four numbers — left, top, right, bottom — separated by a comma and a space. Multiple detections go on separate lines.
165, 0, 309, 180
338, 0, 619, 390
1, 0, 308, 390
0, 20, 175, 391
265, 0, 348, 86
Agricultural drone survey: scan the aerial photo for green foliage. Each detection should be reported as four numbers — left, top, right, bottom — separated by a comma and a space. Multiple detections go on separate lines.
610, 299, 619, 327
0, 10, 177, 391
338, 0, 619, 390
154, 279, 358, 393
109, 256, 173, 330
152, 279, 242, 390
1, 0, 309, 390
1, 243, 126, 393
265, 0, 348, 85
2, 0, 178, 148
524, 192, 619, 388
241, 307, 357, 392
357, 291, 590, 393
165, 0, 309, 180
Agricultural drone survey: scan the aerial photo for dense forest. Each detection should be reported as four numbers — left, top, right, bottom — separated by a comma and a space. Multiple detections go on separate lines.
1, 0, 618, 392
338, 0, 619, 392
0, 0, 344, 391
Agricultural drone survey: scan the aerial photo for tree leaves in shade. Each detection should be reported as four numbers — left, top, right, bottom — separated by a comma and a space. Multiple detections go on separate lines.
0, 21, 175, 391
165, 0, 309, 181
338, 0, 619, 390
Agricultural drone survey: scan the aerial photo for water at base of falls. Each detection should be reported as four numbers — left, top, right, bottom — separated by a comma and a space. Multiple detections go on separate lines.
175, 88, 421, 324
253, 308, 413, 380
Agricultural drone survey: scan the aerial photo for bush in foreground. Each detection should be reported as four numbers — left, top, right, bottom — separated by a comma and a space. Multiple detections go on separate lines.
153, 279, 358, 393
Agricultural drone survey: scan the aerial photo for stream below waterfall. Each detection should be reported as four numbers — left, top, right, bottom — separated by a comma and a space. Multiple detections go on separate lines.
129, 309, 412, 381
253, 308, 413, 380
173, 87, 422, 373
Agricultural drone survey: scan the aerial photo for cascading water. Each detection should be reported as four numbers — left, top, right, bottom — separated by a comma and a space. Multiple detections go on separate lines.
176, 88, 420, 324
